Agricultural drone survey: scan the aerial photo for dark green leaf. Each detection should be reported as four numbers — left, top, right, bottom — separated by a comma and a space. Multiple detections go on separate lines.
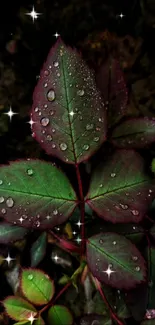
0, 222, 27, 243
31, 39, 106, 164
87, 232, 147, 289
31, 232, 47, 267
0, 160, 77, 229
21, 268, 55, 305
86, 150, 155, 223
48, 305, 73, 325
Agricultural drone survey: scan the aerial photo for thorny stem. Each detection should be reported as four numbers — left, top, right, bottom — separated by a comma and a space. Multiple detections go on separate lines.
39, 282, 71, 315
94, 277, 124, 325
75, 163, 85, 255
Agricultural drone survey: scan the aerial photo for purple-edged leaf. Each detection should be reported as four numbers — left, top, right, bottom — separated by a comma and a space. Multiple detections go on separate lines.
3, 296, 37, 321
86, 150, 155, 223
111, 118, 155, 148
0, 160, 77, 229
86, 232, 147, 289
96, 57, 128, 126
0, 222, 27, 243
31, 38, 106, 164
21, 268, 55, 305
48, 305, 73, 325
30, 232, 47, 267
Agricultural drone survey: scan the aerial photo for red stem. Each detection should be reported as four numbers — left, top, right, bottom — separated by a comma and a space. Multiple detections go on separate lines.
94, 277, 124, 325
75, 163, 85, 255
39, 282, 71, 315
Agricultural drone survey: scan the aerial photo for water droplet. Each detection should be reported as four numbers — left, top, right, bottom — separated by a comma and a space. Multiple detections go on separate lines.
94, 137, 99, 142
135, 266, 140, 271
52, 143, 56, 148
83, 144, 89, 151
38, 112, 42, 116
1, 208, 6, 214
41, 117, 50, 127
131, 210, 139, 216
44, 70, 49, 76
77, 89, 84, 96
6, 197, 14, 208
47, 135, 53, 141
57, 73, 60, 77
99, 239, 104, 244
149, 189, 153, 193
60, 143, 67, 151
44, 104, 48, 108
27, 169, 34, 176
0, 197, 4, 203
36, 221, 40, 227
44, 82, 48, 88
113, 241, 117, 245
47, 89, 55, 101
120, 204, 128, 210
52, 128, 56, 133
99, 184, 103, 187
86, 123, 94, 130
53, 61, 59, 67
53, 209, 58, 215
34, 107, 39, 112
0, 180, 3, 185
132, 256, 138, 261
28, 274, 34, 280
111, 173, 116, 177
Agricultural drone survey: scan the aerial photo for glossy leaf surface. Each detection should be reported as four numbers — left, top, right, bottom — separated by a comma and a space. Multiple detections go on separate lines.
3, 296, 36, 321
48, 305, 73, 325
87, 232, 147, 289
30, 232, 47, 267
31, 38, 106, 164
0, 160, 77, 229
86, 150, 155, 223
21, 268, 55, 305
111, 118, 155, 148
96, 57, 127, 126
0, 222, 27, 243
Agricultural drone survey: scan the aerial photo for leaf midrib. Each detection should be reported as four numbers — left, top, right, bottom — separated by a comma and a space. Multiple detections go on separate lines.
89, 241, 141, 278
88, 179, 149, 200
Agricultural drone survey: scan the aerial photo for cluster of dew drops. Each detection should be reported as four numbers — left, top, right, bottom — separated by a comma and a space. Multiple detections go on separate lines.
33, 47, 105, 158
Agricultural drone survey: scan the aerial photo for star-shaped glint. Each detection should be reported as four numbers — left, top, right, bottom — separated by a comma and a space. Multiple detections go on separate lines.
102, 264, 115, 280
18, 217, 24, 223
3, 253, 15, 265
3, 106, 18, 121
27, 313, 37, 324
117, 13, 125, 18
69, 111, 75, 117
27, 118, 36, 128
25, 6, 42, 23
53, 32, 60, 38
76, 220, 83, 228
52, 254, 59, 262
75, 236, 82, 244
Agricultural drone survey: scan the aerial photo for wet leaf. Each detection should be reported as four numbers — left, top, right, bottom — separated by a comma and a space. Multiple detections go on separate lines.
86, 232, 147, 289
125, 283, 148, 322
21, 268, 55, 305
145, 246, 155, 309
3, 296, 37, 321
86, 150, 155, 223
13, 318, 45, 325
31, 38, 106, 164
111, 118, 155, 148
0, 160, 77, 229
48, 305, 73, 325
79, 314, 111, 325
96, 57, 128, 127
0, 222, 27, 243
30, 232, 47, 267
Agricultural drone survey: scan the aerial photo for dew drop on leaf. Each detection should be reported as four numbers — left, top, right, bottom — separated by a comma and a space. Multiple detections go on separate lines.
83, 144, 89, 151
6, 197, 14, 208
77, 89, 84, 96
93, 137, 99, 142
28, 274, 34, 280
44, 70, 49, 76
34, 107, 39, 112
47, 135, 53, 141
111, 173, 116, 177
59, 143, 67, 151
57, 73, 60, 77
135, 266, 140, 271
53, 61, 59, 67
47, 89, 55, 101
0, 197, 4, 203
113, 241, 117, 245
27, 169, 34, 176
52, 143, 56, 148
41, 117, 50, 127
51, 128, 56, 133
1, 208, 6, 214
131, 210, 139, 216
86, 124, 94, 130
0, 180, 3, 185
99, 239, 104, 244
44, 83, 48, 88
53, 209, 58, 215
99, 184, 103, 187
120, 204, 128, 210
132, 256, 138, 261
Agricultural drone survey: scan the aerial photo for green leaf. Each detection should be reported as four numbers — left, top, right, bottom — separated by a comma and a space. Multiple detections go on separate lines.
13, 318, 45, 325
48, 305, 73, 325
86, 232, 147, 289
3, 296, 37, 321
111, 118, 155, 148
0, 222, 27, 243
152, 158, 155, 174
30, 232, 47, 267
86, 150, 155, 223
150, 225, 155, 240
141, 320, 155, 325
0, 160, 77, 229
21, 268, 55, 305
31, 39, 106, 164
145, 246, 155, 309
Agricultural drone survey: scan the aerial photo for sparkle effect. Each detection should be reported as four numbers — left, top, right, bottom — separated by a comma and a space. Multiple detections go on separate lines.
118, 13, 125, 18
27, 118, 36, 128
27, 313, 37, 324
52, 254, 59, 262
3, 253, 15, 265
3, 106, 18, 121
69, 111, 75, 117
76, 220, 83, 227
102, 264, 115, 280
53, 32, 60, 38
25, 6, 42, 22
75, 236, 82, 244
18, 217, 24, 223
